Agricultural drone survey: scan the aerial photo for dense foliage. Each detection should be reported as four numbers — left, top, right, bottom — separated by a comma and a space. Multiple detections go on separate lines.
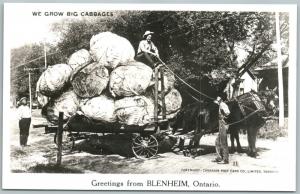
10, 11, 289, 105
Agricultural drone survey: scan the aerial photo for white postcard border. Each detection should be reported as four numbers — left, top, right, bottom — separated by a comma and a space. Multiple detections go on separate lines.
2, 3, 297, 191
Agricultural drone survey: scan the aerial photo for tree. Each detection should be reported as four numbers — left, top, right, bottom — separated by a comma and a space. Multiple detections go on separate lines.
10, 42, 61, 103
11, 11, 285, 105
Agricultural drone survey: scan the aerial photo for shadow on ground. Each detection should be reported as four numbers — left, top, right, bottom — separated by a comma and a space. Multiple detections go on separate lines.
27, 163, 84, 173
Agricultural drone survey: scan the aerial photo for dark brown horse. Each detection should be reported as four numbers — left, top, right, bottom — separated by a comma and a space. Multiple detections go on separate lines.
228, 89, 279, 156
170, 91, 275, 158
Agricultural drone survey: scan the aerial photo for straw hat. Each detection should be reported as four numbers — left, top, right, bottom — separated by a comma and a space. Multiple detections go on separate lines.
143, 30, 154, 38
19, 97, 27, 102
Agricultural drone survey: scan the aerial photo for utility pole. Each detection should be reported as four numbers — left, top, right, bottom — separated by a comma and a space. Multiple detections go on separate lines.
44, 40, 47, 69
24, 67, 45, 112
28, 72, 32, 112
275, 12, 284, 128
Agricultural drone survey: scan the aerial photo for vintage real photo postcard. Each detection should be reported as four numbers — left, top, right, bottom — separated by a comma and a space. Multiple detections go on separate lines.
2, 3, 297, 191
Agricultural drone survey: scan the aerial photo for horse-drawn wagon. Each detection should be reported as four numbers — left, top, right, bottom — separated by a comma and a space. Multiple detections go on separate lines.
44, 66, 172, 159
54, 112, 170, 159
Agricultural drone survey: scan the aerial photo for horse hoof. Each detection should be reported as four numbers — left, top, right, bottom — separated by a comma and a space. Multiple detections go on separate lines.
183, 150, 191, 157
247, 151, 258, 158
172, 148, 181, 152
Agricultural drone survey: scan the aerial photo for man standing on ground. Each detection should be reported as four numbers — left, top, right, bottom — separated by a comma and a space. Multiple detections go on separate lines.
17, 97, 32, 147
212, 96, 231, 164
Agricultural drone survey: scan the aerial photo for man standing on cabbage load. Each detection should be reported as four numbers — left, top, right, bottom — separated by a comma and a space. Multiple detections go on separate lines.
136, 31, 160, 68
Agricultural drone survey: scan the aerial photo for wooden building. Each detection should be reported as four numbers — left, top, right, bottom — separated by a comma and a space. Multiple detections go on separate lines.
224, 69, 259, 100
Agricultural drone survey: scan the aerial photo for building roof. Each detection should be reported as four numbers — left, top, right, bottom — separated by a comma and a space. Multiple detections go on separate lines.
255, 55, 289, 71
245, 69, 256, 80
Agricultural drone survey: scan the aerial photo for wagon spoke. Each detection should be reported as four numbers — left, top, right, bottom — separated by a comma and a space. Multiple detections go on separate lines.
148, 147, 158, 152
133, 139, 143, 145
133, 145, 143, 152
134, 147, 144, 154
140, 149, 146, 157
132, 142, 143, 147
146, 148, 156, 156
135, 137, 143, 144
146, 145, 158, 148
147, 149, 157, 156
148, 148, 157, 153
148, 142, 157, 146
147, 149, 154, 158
132, 145, 143, 149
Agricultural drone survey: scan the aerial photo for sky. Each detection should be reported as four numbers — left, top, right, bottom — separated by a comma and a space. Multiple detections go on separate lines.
5, 4, 84, 49
5, 11, 62, 49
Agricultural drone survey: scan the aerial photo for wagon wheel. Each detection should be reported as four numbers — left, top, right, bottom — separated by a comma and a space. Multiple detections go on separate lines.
132, 135, 158, 159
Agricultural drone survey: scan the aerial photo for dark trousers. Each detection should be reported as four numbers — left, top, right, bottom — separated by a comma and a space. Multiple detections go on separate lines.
135, 52, 159, 68
215, 118, 229, 161
19, 118, 31, 146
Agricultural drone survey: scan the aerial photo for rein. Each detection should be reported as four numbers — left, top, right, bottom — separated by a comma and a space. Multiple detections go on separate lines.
226, 109, 261, 126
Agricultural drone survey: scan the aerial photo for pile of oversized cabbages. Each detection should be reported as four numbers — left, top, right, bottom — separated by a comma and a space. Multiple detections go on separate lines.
37, 32, 182, 128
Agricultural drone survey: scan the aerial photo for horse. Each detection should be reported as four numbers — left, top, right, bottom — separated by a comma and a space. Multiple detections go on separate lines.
170, 91, 275, 158
169, 101, 219, 153
228, 88, 279, 155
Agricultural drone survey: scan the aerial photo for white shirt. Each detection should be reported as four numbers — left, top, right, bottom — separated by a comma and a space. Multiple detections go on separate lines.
137, 40, 159, 55
219, 101, 230, 116
17, 105, 32, 120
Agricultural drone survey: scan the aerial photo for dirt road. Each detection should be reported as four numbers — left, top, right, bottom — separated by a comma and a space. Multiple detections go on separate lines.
9, 109, 289, 174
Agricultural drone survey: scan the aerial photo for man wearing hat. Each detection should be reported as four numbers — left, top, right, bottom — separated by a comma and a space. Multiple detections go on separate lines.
212, 96, 231, 164
17, 97, 32, 147
136, 30, 160, 68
